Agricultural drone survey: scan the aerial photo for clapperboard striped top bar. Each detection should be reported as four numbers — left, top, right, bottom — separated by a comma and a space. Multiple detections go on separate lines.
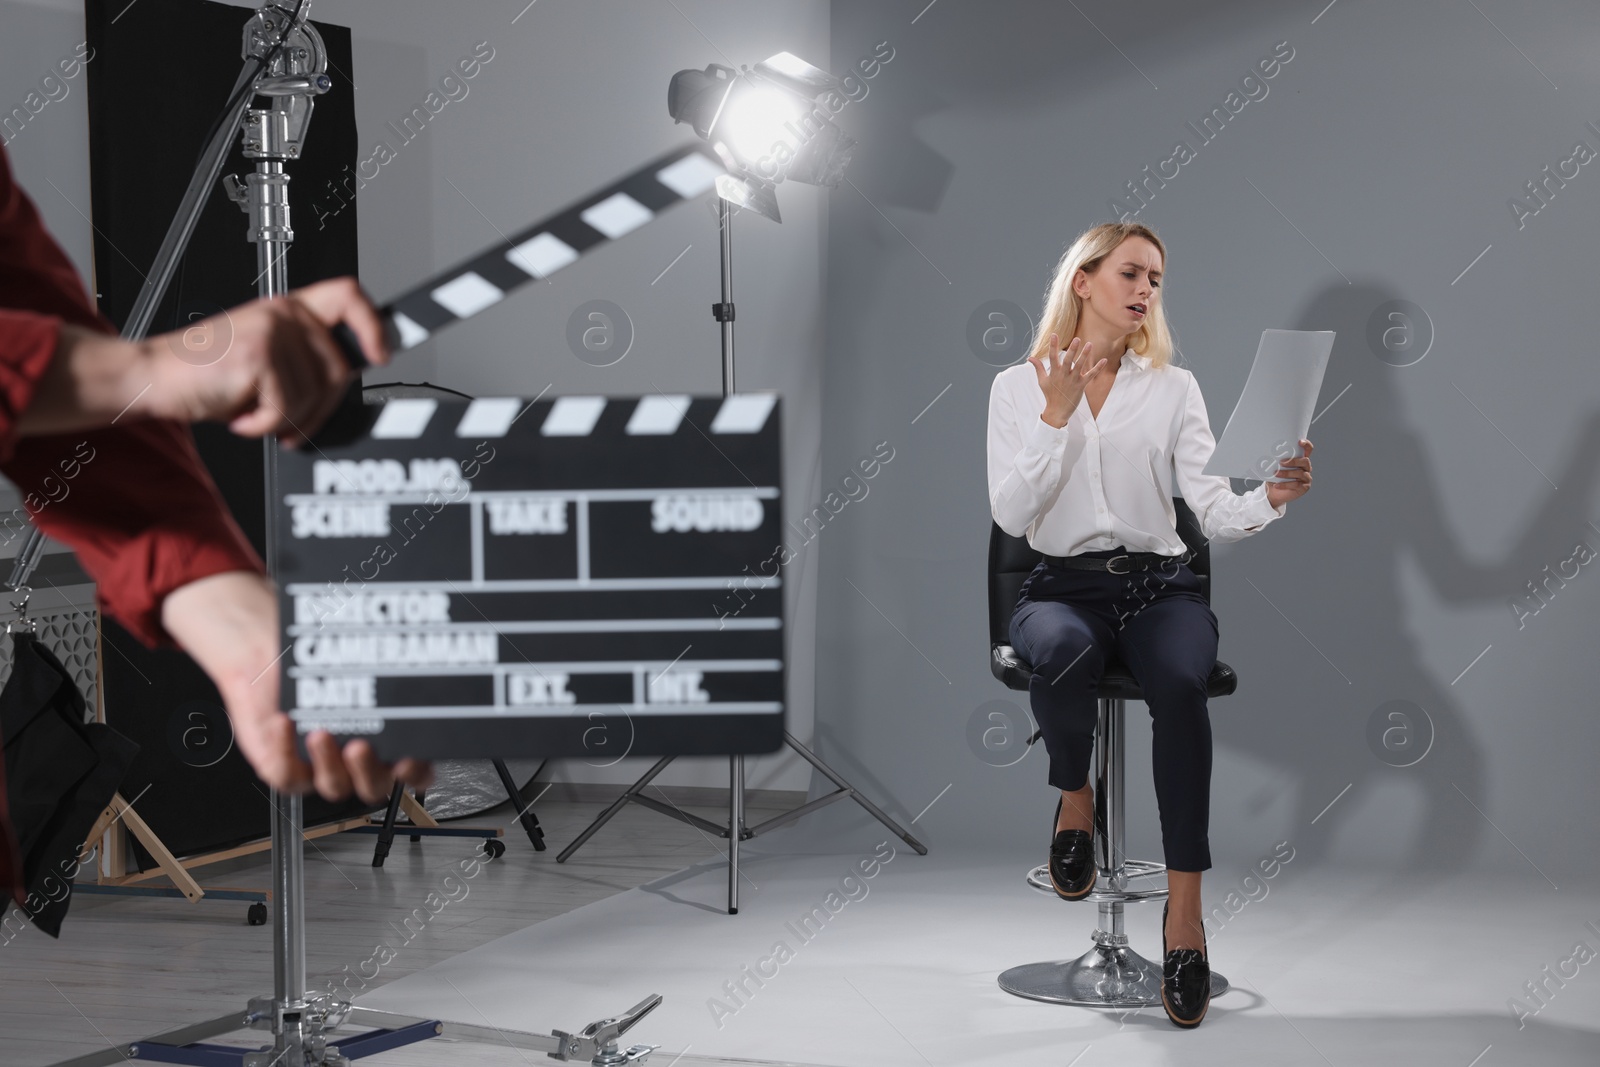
362, 393, 778, 442
380, 144, 726, 350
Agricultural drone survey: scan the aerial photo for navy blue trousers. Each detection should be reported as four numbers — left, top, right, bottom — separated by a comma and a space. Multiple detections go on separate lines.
1008, 549, 1217, 872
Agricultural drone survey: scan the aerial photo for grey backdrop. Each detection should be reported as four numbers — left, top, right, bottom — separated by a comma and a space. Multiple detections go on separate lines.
4, 0, 1597, 875
804, 0, 1600, 884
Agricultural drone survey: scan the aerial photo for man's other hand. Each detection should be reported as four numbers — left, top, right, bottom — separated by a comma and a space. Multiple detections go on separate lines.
161, 570, 431, 803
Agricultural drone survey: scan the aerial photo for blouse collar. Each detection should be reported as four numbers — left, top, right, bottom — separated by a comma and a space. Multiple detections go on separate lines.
1121, 350, 1154, 373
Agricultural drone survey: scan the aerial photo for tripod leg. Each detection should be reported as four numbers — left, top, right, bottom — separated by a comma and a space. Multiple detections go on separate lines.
557, 755, 675, 863
729, 755, 744, 915
493, 758, 546, 851
783, 732, 929, 855
372, 782, 404, 868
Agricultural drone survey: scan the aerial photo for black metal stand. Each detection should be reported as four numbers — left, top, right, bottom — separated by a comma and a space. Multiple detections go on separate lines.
494, 758, 549, 849
365, 760, 543, 867
371, 784, 407, 866
558, 198, 927, 914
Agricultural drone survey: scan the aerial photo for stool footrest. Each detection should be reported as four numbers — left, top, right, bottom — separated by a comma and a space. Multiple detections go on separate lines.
1025, 862, 1169, 904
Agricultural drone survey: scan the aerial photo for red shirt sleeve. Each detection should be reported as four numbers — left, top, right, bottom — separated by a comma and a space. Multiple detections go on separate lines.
0, 144, 264, 648
0, 311, 64, 457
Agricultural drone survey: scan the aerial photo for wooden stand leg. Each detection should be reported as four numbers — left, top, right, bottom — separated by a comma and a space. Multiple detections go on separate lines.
399, 791, 439, 828
89, 792, 206, 903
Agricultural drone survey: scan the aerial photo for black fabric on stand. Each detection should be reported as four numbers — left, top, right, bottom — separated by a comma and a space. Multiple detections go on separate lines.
84, 0, 371, 863
0, 632, 138, 937
0, 758, 19, 909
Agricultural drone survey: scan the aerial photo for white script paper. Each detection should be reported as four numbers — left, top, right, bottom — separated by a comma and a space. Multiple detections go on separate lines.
1202, 329, 1335, 482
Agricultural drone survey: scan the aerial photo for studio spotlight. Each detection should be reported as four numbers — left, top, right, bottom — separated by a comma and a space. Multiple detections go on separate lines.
668, 51, 857, 223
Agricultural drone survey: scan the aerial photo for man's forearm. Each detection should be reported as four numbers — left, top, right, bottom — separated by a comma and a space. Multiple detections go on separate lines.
161, 569, 281, 698
16, 324, 162, 436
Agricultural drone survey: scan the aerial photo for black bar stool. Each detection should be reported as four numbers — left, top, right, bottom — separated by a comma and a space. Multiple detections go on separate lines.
987, 500, 1234, 1007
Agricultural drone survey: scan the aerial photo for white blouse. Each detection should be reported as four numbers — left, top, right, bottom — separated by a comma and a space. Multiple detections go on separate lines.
987, 350, 1286, 557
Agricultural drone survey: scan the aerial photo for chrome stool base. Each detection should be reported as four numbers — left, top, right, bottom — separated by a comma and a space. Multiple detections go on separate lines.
999, 946, 1230, 1008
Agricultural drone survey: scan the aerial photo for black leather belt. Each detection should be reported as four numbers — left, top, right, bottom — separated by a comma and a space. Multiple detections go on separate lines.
1044, 548, 1192, 574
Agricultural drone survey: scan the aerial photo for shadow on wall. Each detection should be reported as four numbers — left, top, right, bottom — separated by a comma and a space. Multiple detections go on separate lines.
1233, 279, 1600, 876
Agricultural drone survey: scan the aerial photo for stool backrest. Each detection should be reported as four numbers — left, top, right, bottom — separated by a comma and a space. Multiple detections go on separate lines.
986, 499, 1211, 648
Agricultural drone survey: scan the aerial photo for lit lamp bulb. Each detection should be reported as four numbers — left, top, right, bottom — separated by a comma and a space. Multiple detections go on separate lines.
668, 52, 857, 223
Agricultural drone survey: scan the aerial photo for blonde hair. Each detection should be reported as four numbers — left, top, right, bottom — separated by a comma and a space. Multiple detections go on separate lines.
1026, 222, 1175, 370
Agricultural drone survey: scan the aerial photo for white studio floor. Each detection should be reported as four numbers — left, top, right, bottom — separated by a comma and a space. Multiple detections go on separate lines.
360, 841, 1600, 1067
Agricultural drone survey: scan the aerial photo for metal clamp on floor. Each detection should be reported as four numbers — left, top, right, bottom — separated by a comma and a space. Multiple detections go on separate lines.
551, 994, 662, 1065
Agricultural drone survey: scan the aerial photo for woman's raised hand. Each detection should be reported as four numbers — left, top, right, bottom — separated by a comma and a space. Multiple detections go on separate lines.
1029, 334, 1107, 428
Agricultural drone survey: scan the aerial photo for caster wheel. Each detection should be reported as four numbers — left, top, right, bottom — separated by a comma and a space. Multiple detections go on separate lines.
483, 839, 506, 860
247, 903, 268, 926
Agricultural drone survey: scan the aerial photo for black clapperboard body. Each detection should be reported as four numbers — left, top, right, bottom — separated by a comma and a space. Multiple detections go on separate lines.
273, 394, 784, 760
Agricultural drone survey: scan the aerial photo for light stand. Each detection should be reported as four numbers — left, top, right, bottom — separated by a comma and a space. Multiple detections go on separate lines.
558, 176, 928, 914
243, 17, 317, 1057
48, 4, 664, 1065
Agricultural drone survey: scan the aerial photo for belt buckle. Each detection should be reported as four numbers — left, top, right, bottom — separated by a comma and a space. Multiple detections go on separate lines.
1105, 553, 1131, 574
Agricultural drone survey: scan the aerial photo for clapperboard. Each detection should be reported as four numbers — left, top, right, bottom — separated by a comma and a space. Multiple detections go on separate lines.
273, 393, 785, 760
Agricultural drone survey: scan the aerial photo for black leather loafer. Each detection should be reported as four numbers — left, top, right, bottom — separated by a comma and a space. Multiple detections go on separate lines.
1161, 900, 1210, 1028
1047, 796, 1095, 900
